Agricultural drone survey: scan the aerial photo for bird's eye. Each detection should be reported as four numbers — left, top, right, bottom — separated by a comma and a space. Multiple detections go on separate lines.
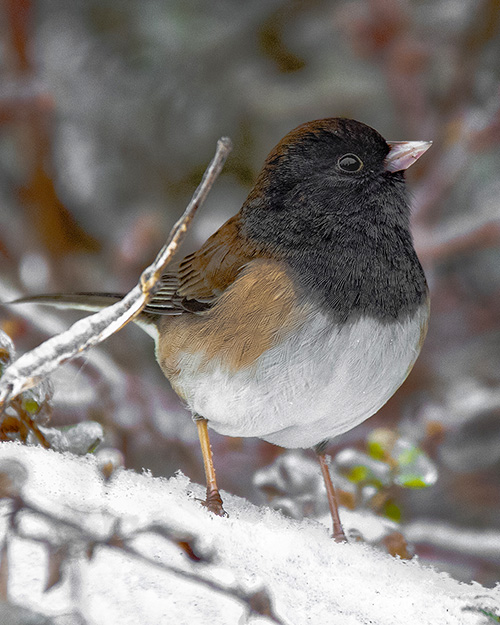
338, 154, 363, 173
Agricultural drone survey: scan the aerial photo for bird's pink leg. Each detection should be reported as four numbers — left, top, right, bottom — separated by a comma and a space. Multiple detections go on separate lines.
317, 452, 347, 542
195, 417, 228, 517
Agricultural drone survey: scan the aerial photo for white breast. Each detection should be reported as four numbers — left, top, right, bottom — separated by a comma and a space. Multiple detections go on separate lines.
173, 304, 428, 449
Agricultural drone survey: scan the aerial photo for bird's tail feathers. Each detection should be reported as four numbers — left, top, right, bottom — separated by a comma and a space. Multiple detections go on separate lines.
12, 293, 124, 313
10, 293, 159, 340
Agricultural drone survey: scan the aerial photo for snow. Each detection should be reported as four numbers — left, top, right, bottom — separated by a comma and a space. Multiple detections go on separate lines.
0, 441, 498, 625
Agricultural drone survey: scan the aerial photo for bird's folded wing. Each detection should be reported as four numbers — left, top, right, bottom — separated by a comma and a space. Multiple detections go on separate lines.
145, 214, 263, 315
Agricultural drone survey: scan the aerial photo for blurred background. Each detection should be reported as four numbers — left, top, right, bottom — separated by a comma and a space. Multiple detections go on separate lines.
1, 0, 500, 587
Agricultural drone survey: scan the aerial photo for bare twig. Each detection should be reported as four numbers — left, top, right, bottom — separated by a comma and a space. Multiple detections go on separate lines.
120, 543, 286, 624
0, 539, 9, 601
0, 137, 232, 409
6, 493, 286, 625
415, 220, 500, 264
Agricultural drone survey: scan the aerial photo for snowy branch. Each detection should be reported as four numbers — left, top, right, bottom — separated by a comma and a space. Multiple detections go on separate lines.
0, 457, 287, 625
0, 137, 232, 410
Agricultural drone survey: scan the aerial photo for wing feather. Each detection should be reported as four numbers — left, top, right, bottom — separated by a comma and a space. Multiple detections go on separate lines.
145, 214, 263, 316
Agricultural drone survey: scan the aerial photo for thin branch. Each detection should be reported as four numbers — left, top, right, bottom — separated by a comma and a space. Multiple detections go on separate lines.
8, 494, 287, 625
139, 136, 232, 295
120, 543, 286, 624
415, 220, 500, 264
0, 137, 232, 409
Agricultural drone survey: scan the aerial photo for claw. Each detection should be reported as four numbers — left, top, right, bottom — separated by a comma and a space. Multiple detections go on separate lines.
201, 487, 228, 517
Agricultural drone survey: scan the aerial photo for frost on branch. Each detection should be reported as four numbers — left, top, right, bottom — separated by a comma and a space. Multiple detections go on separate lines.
0, 137, 232, 409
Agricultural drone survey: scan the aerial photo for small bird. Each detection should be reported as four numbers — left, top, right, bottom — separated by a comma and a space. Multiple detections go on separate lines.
14, 118, 431, 541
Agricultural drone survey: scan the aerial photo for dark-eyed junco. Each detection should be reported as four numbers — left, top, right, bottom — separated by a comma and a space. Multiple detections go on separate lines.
14, 118, 431, 541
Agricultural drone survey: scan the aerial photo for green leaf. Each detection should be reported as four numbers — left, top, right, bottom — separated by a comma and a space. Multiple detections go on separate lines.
348, 465, 369, 483
87, 438, 101, 454
22, 398, 40, 414
367, 440, 386, 461
397, 446, 421, 467
384, 500, 401, 522
397, 474, 429, 489
479, 609, 500, 623
463, 607, 500, 623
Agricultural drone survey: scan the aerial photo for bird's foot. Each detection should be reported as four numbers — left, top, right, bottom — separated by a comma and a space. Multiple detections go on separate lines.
200, 487, 228, 517
332, 527, 348, 543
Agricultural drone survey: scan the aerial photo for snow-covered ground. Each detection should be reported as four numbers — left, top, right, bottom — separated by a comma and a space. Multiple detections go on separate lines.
0, 441, 498, 625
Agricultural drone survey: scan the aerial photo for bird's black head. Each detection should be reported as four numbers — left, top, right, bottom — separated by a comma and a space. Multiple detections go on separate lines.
241, 118, 430, 320
242, 118, 411, 246
260, 117, 394, 191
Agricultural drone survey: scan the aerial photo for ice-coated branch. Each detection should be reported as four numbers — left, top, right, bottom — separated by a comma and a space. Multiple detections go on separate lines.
1, 483, 286, 625
0, 137, 232, 409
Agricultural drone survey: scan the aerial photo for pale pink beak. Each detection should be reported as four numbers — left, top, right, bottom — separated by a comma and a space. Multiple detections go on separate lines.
385, 140, 432, 172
